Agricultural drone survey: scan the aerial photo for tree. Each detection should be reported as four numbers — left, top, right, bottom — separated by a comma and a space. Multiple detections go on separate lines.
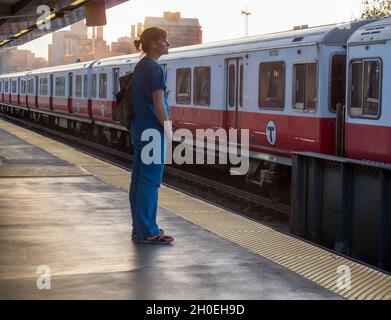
361, 0, 391, 19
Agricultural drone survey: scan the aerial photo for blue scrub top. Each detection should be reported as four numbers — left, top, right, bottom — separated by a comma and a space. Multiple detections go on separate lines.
131, 56, 170, 140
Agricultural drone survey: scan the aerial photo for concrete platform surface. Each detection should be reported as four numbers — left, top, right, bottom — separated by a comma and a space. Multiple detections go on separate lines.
0, 128, 341, 300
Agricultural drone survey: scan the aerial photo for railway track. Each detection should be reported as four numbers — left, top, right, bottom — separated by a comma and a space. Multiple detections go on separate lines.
0, 112, 291, 221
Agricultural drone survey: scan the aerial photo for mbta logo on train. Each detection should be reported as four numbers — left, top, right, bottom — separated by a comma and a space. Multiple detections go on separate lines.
266, 120, 277, 146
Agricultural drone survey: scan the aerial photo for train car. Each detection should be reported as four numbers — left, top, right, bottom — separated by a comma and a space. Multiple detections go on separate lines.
345, 17, 391, 163
86, 54, 139, 146
0, 72, 26, 107
90, 55, 138, 127
25, 62, 97, 129
0, 74, 5, 103
30, 61, 95, 116
158, 21, 369, 186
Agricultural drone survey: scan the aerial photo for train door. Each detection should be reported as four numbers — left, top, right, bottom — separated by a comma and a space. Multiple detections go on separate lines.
49, 75, 53, 110
35, 76, 38, 107
330, 54, 346, 156
113, 68, 119, 97
26, 75, 30, 107
68, 72, 73, 113
17, 78, 20, 105
225, 58, 244, 136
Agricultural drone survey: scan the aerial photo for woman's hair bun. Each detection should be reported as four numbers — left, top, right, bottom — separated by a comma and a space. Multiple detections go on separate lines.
134, 39, 141, 52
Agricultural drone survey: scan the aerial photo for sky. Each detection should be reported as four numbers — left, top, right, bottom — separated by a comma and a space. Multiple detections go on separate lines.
18, 0, 366, 60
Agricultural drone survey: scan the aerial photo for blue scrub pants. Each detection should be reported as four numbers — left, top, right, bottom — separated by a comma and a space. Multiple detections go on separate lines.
129, 130, 166, 238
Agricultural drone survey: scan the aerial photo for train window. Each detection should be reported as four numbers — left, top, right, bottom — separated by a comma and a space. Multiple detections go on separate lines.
99, 73, 107, 99
239, 64, 244, 107
293, 63, 317, 111
0, 81, 2, 93
228, 64, 235, 107
113, 68, 119, 95
39, 78, 48, 96
50, 76, 54, 97
76, 75, 82, 97
69, 74, 73, 97
193, 67, 211, 106
259, 62, 286, 109
92, 74, 97, 98
55, 77, 65, 96
83, 75, 88, 98
5, 80, 8, 93
364, 61, 381, 116
329, 55, 346, 113
28, 79, 34, 94
21, 80, 25, 94
11, 81, 17, 93
349, 59, 381, 118
350, 61, 363, 114
176, 68, 191, 105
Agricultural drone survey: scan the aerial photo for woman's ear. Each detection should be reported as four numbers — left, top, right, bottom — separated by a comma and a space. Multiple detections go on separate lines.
151, 40, 158, 49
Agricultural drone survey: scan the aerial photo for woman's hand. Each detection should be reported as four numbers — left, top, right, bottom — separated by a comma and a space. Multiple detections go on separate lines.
153, 89, 169, 128
164, 121, 173, 142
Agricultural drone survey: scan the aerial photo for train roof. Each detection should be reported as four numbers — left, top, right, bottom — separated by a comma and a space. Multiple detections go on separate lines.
348, 16, 391, 45
27, 60, 96, 76
159, 20, 370, 60
0, 71, 28, 78
92, 54, 141, 68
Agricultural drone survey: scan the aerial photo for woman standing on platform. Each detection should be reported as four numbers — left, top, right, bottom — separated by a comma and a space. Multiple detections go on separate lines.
129, 27, 174, 244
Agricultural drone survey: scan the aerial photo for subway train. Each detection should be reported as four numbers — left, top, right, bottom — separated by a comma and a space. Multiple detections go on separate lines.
1, 17, 390, 193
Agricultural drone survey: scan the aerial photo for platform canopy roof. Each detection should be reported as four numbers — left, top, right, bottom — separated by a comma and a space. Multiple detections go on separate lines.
0, 0, 128, 48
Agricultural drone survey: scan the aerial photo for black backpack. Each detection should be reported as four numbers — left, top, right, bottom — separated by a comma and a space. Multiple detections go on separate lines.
114, 73, 134, 128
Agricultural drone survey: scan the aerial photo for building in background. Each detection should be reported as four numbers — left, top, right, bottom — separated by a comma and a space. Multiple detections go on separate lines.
71, 20, 88, 37
144, 12, 202, 48
111, 36, 134, 56
51, 30, 69, 66
50, 20, 112, 66
2, 13, 203, 72
0, 47, 48, 73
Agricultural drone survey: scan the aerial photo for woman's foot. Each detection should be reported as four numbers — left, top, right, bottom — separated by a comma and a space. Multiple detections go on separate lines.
133, 233, 174, 245
131, 229, 165, 240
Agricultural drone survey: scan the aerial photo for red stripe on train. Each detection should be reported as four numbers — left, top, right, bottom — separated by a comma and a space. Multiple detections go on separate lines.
345, 123, 391, 163
171, 106, 336, 157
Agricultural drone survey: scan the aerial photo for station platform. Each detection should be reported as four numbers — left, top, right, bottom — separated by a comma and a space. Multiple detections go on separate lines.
0, 118, 390, 300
